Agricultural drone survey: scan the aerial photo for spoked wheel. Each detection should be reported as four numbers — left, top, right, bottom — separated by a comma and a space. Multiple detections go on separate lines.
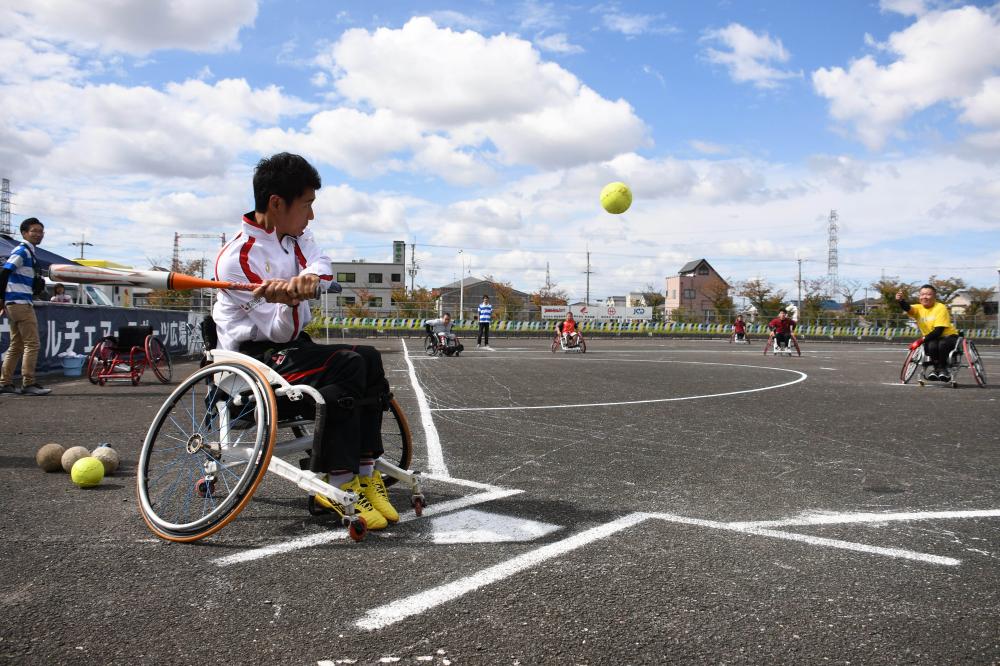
579, 337, 587, 353
964, 339, 987, 387
424, 338, 437, 356
137, 361, 277, 542
551, 339, 559, 353
900, 346, 924, 384
146, 336, 172, 383
86, 338, 115, 385
792, 339, 801, 357
379, 397, 413, 488
763, 337, 773, 356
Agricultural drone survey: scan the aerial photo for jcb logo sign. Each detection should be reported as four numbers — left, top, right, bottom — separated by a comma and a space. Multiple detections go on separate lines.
633, 308, 645, 315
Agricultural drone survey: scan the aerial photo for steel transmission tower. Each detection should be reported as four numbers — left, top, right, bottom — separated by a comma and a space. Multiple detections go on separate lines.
1, 179, 10, 235
827, 210, 839, 293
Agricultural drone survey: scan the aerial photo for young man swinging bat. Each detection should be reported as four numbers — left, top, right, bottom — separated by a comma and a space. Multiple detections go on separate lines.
212, 152, 398, 529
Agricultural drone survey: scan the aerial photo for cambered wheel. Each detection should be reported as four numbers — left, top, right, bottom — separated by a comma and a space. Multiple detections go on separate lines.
424, 338, 437, 356
86, 338, 115, 385
579, 337, 587, 353
964, 339, 987, 387
792, 339, 801, 357
137, 361, 277, 542
379, 397, 413, 488
146, 335, 173, 383
551, 339, 559, 353
900, 345, 924, 384
763, 337, 773, 356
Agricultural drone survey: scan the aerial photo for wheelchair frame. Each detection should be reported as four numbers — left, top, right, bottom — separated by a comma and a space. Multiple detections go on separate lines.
763, 332, 800, 357
86, 325, 172, 386
424, 330, 463, 357
136, 348, 424, 543
551, 330, 586, 353
900, 333, 987, 387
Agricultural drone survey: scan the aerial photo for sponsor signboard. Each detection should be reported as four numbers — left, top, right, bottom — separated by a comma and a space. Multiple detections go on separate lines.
540, 305, 651, 320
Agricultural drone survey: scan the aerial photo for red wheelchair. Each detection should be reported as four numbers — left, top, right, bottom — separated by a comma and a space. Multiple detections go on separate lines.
900, 332, 986, 387
86, 325, 172, 386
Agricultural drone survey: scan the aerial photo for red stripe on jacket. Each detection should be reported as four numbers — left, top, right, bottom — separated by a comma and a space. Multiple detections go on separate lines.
239, 237, 263, 283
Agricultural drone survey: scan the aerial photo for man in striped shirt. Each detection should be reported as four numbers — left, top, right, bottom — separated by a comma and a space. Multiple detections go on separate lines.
476, 295, 493, 348
0, 218, 51, 395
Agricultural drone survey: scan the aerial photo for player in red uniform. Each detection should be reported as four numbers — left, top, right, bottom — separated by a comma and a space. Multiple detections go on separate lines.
767, 309, 797, 352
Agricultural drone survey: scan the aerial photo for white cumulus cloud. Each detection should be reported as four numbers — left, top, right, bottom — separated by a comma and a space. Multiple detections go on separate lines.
702, 23, 801, 89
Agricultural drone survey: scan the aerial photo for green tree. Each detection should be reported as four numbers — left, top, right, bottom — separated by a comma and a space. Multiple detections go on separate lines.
962, 286, 996, 317
391, 286, 438, 318
705, 280, 734, 321
738, 278, 786, 319
927, 275, 966, 305
868, 277, 914, 325
800, 279, 831, 323
486, 275, 523, 320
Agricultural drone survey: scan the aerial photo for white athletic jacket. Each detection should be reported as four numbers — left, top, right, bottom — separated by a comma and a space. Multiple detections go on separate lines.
213, 212, 333, 351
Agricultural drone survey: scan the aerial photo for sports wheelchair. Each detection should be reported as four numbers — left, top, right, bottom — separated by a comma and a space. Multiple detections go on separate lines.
551, 327, 586, 353
424, 326, 463, 356
899, 332, 987, 388
730, 330, 751, 344
86, 325, 172, 386
136, 339, 423, 543
763, 332, 800, 357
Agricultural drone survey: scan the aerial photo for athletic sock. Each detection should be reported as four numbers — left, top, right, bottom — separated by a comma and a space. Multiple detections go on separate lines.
359, 459, 375, 478
328, 470, 354, 487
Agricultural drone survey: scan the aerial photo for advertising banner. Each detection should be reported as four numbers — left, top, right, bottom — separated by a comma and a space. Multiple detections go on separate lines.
1, 303, 198, 375
540, 305, 652, 320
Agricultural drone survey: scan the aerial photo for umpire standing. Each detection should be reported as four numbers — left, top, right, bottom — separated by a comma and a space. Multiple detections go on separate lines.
477, 295, 492, 348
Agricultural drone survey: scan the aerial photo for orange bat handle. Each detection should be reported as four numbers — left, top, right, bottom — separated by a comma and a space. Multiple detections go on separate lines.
166, 273, 260, 292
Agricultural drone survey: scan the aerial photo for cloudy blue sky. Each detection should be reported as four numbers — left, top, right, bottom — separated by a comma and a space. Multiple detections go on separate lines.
2, 0, 999, 301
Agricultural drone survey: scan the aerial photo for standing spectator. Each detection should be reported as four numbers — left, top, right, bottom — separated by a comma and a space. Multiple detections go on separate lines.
477, 295, 493, 348
50, 283, 73, 303
0, 218, 51, 396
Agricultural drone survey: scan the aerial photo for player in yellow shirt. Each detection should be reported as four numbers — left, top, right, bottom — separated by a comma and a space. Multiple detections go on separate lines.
896, 284, 960, 382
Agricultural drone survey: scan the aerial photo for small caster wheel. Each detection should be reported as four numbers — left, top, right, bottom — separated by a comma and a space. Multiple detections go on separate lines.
917, 379, 926, 387
412, 496, 424, 517
195, 477, 216, 497
348, 516, 367, 542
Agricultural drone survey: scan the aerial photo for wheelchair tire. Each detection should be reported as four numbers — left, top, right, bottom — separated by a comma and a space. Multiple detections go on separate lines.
964, 339, 987, 387
763, 337, 772, 356
146, 336, 172, 384
424, 338, 437, 357
900, 346, 923, 384
551, 339, 559, 353
137, 361, 277, 542
379, 397, 413, 488
579, 338, 587, 353
86, 338, 115, 385
792, 339, 801, 357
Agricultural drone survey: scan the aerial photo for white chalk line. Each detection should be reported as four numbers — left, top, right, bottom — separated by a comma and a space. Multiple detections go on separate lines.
401, 339, 448, 477
431, 362, 808, 412
211, 486, 522, 566
356, 507, 974, 630
729, 508, 1000, 529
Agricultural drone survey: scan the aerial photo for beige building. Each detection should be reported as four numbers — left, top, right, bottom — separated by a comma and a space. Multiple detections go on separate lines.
664, 259, 730, 320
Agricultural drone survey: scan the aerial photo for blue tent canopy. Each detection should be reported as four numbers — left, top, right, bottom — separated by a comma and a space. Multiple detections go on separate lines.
0, 233, 80, 273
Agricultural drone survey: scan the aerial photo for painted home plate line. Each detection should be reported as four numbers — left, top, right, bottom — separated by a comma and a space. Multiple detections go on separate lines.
355, 510, 957, 630
212, 487, 523, 566
355, 512, 650, 631
401, 338, 448, 476
728, 508, 1000, 530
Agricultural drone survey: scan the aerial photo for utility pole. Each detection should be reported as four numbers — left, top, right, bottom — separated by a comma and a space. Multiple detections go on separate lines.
797, 258, 803, 311
407, 243, 419, 294
72, 233, 94, 259
458, 250, 464, 320
0, 179, 10, 235
583, 250, 594, 305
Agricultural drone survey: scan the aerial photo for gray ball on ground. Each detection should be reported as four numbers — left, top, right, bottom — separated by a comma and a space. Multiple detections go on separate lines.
61, 446, 91, 473
91, 446, 120, 475
36, 443, 65, 472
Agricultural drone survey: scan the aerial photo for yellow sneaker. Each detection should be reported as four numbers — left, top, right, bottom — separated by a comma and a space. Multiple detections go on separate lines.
313, 476, 388, 530
360, 470, 399, 523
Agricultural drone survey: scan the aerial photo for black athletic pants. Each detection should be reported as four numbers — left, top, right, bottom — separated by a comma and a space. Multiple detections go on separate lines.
477, 322, 490, 345
775, 332, 791, 347
924, 334, 959, 371
239, 333, 388, 474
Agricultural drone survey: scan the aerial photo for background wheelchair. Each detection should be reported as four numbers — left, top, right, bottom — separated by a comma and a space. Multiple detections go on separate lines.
552, 327, 586, 353
424, 327, 463, 356
763, 333, 800, 357
136, 345, 423, 543
86, 325, 172, 386
730, 330, 751, 344
900, 332, 987, 388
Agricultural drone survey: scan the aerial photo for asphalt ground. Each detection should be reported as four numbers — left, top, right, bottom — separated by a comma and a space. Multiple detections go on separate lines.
1, 337, 998, 665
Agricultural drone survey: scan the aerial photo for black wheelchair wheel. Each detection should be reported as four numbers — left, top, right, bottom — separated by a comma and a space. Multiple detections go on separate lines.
146, 336, 173, 383
424, 337, 437, 356
137, 361, 277, 542
379, 397, 412, 487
